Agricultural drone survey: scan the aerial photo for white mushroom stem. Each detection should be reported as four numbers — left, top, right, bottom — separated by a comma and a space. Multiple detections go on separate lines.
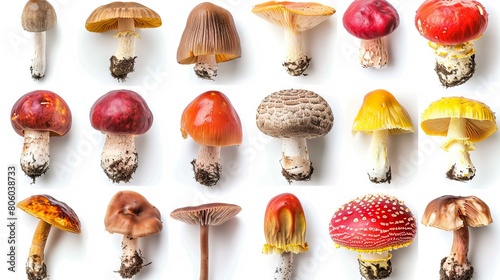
101, 133, 138, 183
194, 54, 218, 80
31, 31, 47, 79
359, 37, 389, 69
358, 251, 392, 280
283, 29, 309, 76
26, 220, 51, 280
120, 235, 147, 278
274, 252, 293, 280
367, 130, 391, 183
430, 41, 475, 88
280, 137, 312, 182
441, 224, 473, 278
192, 145, 222, 187
444, 118, 475, 181
114, 18, 137, 60
21, 130, 50, 182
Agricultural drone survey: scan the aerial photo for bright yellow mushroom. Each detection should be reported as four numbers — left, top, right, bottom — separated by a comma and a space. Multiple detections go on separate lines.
353, 89, 414, 183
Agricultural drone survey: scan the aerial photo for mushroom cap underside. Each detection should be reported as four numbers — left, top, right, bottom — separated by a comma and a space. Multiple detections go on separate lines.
22, 0, 57, 32
170, 202, 241, 226
343, 0, 400, 40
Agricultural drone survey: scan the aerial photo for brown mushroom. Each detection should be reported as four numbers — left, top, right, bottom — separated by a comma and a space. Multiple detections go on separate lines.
104, 190, 162, 278
170, 202, 241, 280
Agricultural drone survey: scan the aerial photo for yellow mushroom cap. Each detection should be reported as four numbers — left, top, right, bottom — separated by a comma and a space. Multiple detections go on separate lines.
352, 89, 414, 135
252, 1, 335, 32
420, 96, 497, 142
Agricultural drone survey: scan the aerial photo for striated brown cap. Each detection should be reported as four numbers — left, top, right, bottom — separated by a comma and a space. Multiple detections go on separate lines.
170, 202, 241, 226
22, 0, 57, 32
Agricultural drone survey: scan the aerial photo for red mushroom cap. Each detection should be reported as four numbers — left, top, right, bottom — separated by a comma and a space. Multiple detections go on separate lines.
11, 90, 72, 137
329, 193, 417, 253
90, 89, 153, 135
180, 90, 242, 147
415, 0, 488, 45
343, 0, 400, 40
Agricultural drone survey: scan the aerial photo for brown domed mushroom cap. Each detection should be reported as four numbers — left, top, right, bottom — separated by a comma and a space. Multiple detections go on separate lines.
22, 0, 57, 32
17, 194, 81, 234
170, 202, 241, 226
104, 190, 162, 238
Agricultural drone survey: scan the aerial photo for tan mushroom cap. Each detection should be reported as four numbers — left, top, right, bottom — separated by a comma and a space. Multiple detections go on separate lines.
353, 89, 414, 135
421, 96, 497, 142
170, 202, 241, 226
85, 1, 162, 32
22, 0, 57, 32
17, 194, 81, 234
177, 2, 241, 65
252, 1, 335, 32
104, 191, 162, 238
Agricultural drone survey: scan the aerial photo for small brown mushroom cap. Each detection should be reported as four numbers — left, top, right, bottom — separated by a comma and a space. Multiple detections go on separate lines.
170, 202, 241, 226
17, 194, 81, 234
177, 2, 241, 65
421, 195, 493, 231
22, 0, 57, 32
104, 190, 162, 238
256, 89, 333, 139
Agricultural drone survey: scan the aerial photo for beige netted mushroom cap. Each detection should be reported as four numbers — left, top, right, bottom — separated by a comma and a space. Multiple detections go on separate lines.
170, 202, 242, 226
22, 0, 57, 32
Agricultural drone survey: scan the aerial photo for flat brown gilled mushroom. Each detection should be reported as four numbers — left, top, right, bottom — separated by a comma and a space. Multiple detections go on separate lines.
352, 89, 414, 184
21, 0, 57, 80
256, 89, 334, 183
421, 195, 493, 280
104, 190, 162, 278
252, 1, 335, 76
170, 202, 242, 280
85, 1, 162, 81
17, 194, 81, 280
11, 90, 72, 182
177, 2, 241, 80
420, 96, 497, 181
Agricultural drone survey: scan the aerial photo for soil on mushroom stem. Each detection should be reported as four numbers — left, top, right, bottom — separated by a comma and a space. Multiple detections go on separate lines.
440, 256, 473, 280
117, 250, 151, 279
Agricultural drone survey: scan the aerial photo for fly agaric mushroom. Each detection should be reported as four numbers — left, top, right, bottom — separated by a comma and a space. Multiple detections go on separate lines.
11, 90, 72, 182
329, 193, 417, 280
104, 190, 162, 278
21, 0, 57, 80
256, 88, 333, 183
170, 202, 242, 280
421, 195, 493, 280
85, 1, 162, 81
90, 89, 153, 183
343, 0, 400, 68
420, 96, 497, 181
177, 2, 241, 80
263, 193, 308, 280
415, 0, 488, 87
17, 194, 81, 280
180, 90, 242, 187
252, 1, 335, 76
352, 89, 414, 184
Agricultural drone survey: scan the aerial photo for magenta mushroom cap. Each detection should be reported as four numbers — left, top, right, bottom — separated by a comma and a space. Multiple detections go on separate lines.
343, 0, 400, 40
90, 89, 153, 135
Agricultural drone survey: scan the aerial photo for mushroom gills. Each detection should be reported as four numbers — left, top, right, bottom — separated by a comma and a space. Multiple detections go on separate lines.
21, 130, 50, 182
358, 252, 393, 280
431, 42, 475, 88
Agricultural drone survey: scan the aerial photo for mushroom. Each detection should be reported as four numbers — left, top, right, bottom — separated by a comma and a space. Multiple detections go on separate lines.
252, 1, 335, 76
21, 0, 57, 80
11, 90, 72, 182
420, 96, 497, 181
104, 190, 162, 278
256, 88, 334, 183
415, 0, 488, 87
421, 195, 493, 280
170, 202, 242, 280
352, 89, 414, 184
85, 1, 162, 81
90, 89, 153, 183
177, 2, 241, 80
263, 193, 308, 280
329, 193, 417, 280
343, 0, 400, 68
180, 90, 242, 187
17, 194, 81, 280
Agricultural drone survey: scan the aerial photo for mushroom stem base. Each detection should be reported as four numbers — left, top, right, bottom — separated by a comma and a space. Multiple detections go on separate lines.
119, 236, 149, 279
431, 42, 475, 88
274, 252, 293, 280
192, 145, 221, 187
110, 55, 137, 82
440, 254, 473, 280
194, 55, 218, 80
443, 118, 476, 181
359, 37, 388, 69
21, 130, 50, 183
358, 252, 392, 280
26, 260, 48, 280
280, 138, 313, 183
283, 29, 310, 76
101, 133, 138, 183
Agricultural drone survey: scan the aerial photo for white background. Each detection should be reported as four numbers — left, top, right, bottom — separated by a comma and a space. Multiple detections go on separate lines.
1, 0, 500, 279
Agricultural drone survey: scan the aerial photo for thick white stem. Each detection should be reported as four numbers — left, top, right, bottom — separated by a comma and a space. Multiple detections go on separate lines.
280, 138, 312, 182
21, 130, 50, 182
367, 130, 390, 183
444, 118, 475, 181
100, 133, 138, 183
359, 37, 388, 69
115, 18, 137, 60
119, 235, 146, 278
274, 252, 293, 280
31, 32, 47, 79
431, 41, 475, 88
194, 55, 218, 80
358, 251, 392, 280
192, 145, 222, 186
283, 29, 309, 76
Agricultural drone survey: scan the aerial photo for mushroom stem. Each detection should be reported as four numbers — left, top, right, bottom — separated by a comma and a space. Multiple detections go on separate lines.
101, 133, 138, 183
283, 29, 310, 76
31, 31, 47, 80
26, 220, 51, 280
191, 145, 221, 187
367, 129, 391, 184
430, 41, 475, 88
119, 235, 147, 279
444, 118, 476, 181
194, 55, 218, 80
21, 130, 50, 183
200, 224, 209, 280
110, 18, 138, 81
274, 252, 293, 280
441, 224, 473, 280
280, 137, 312, 183
358, 251, 392, 280
359, 37, 389, 69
